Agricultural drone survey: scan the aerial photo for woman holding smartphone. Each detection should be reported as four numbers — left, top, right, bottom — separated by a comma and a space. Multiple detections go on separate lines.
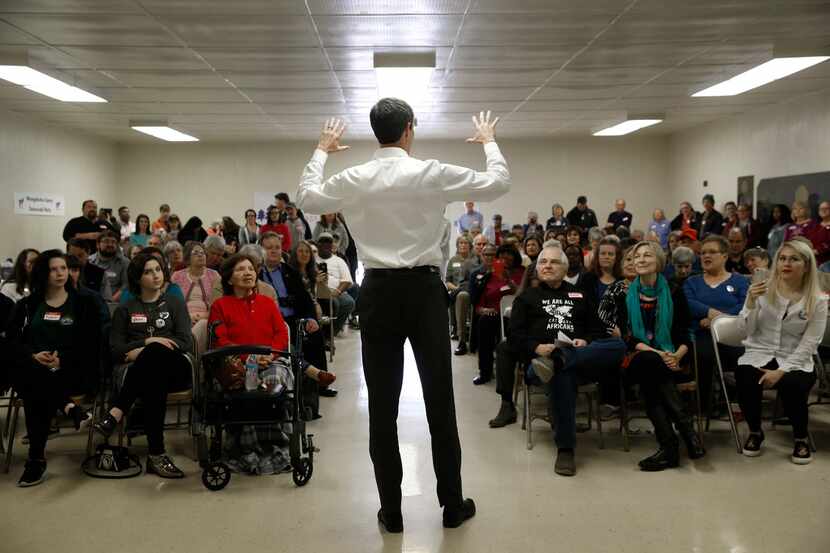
736, 239, 827, 464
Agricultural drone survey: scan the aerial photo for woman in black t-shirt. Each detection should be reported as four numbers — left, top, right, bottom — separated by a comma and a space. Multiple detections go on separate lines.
6, 250, 103, 487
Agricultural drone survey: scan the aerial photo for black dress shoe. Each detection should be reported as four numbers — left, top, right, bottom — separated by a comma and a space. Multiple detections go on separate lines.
638, 447, 680, 471
472, 375, 492, 385
319, 388, 338, 398
454, 343, 468, 356
443, 498, 476, 528
451, 333, 459, 341
377, 509, 403, 533
680, 430, 706, 460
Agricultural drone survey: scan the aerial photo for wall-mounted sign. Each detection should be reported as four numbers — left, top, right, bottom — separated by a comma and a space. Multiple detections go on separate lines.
14, 193, 65, 217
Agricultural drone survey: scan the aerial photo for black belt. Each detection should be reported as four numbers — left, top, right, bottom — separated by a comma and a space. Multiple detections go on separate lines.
366, 265, 439, 276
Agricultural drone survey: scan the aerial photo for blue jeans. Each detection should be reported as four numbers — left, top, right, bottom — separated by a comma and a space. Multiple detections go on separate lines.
334, 291, 356, 334
531, 338, 625, 450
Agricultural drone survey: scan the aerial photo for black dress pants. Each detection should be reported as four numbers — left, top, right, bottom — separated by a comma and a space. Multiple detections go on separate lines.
495, 339, 519, 403
476, 313, 501, 379
736, 361, 816, 438
358, 268, 463, 512
113, 343, 191, 455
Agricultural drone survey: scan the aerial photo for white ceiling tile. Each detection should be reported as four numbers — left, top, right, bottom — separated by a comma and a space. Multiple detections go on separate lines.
260, 102, 349, 115
112, 102, 263, 115
0, 20, 40, 44
308, 0, 469, 14
58, 46, 206, 70
0, 0, 140, 13
100, 87, 244, 102
2, 14, 177, 47
160, 15, 320, 47
471, 1, 623, 13
243, 88, 343, 103
93, 70, 230, 88
222, 71, 338, 88
314, 15, 462, 47
141, 0, 306, 15
459, 14, 615, 46
197, 48, 329, 71
436, 69, 550, 87
450, 46, 576, 69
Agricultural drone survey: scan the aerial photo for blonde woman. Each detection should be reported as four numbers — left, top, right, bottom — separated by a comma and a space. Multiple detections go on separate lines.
737, 239, 827, 464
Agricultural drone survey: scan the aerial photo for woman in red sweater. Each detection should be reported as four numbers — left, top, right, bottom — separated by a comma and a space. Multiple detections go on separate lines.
259, 206, 292, 253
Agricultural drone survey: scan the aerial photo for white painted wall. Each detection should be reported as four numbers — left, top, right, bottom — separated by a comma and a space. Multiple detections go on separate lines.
116, 136, 671, 237
668, 90, 830, 214
0, 109, 117, 259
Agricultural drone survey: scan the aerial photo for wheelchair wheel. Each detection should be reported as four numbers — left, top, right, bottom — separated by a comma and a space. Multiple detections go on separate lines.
292, 458, 313, 487
202, 462, 231, 491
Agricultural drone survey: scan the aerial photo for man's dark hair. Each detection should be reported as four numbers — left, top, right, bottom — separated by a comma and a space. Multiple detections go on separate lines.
159, 204, 171, 212
702, 194, 715, 205
275, 192, 290, 203
66, 238, 91, 253
511, 224, 524, 230
577, 196, 587, 205
97, 230, 119, 243
82, 199, 95, 210
118, 206, 129, 213
370, 98, 414, 145
66, 254, 82, 271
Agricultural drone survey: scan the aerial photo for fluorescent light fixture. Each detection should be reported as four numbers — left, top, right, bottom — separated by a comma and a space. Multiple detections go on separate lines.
0, 65, 106, 102
374, 52, 436, 106
593, 119, 663, 136
692, 56, 830, 97
131, 125, 199, 142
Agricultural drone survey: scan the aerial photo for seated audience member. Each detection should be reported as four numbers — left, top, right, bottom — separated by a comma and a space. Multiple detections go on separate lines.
285, 202, 311, 248
148, 232, 164, 249
720, 201, 738, 235
523, 235, 542, 267
666, 246, 698, 286
93, 253, 192, 479
164, 240, 185, 272
736, 240, 827, 464
649, 209, 671, 249
546, 203, 568, 233
316, 232, 355, 336
743, 247, 770, 274
615, 226, 631, 241
524, 211, 544, 237
810, 200, 830, 266
583, 227, 604, 267
565, 225, 582, 249
221, 217, 240, 253
734, 203, 761, 248
260, 207, 292, 252
177, 216, 208, 245
446, 235, 474, 338
765, 204, 791, 258
598, 246, 637, 337
670, 202, 701, 234
784, 201, 816, 241
484, 214, 506, 246
667, 230, 682, 254
203, 235, 227, 271
66, 255, 111, 327
468, 245, 524, 385
683, 235, 749, 413
119, 247, 184, 304
167, 214, 182, 242
563, 244, 585, 286
289, 240, 320, 300
508, 244, 625, 476
676, 229, 699, 254
553, 230, 567, 245
7, 250, 102, 487
152, 204, 171, 233
581, 236, 622, 302
725, 227, 750, 274
89, 231, 129, 302
1, 248, 38, 302
631, 229, 645, 242
126, 244, 143, 260
66, 238, 105, 295
258, 232, 334, 401
62, 199, 116, 253
170, 241, 221, 325
468, 222, 483, 240
130, 214, 152, 247
510, 224, 525, 241
454, 234, 488, 355
239, 209, 261, 247
622, 242, 705, 471
315, 213, 351, 258
231, 244, 277, 302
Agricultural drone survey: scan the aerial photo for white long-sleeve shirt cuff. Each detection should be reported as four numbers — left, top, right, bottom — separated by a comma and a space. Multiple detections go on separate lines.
312, 148, 329, 164
483, 141, 500, 156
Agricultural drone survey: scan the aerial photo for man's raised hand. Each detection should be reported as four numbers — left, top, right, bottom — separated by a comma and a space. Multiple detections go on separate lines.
466, 110, 500, 144
317, 118, 350, 154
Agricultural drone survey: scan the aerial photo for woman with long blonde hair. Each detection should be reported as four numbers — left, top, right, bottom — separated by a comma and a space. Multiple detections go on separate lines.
736, 238, 827, 464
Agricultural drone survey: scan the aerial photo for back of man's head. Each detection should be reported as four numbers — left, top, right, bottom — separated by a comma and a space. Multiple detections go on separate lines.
370, 98, 414, 145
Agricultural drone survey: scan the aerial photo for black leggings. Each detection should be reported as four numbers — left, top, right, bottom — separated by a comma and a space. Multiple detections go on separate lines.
14, 360, 86, 460
113, 343, 191, 455
735, 362, 816, 439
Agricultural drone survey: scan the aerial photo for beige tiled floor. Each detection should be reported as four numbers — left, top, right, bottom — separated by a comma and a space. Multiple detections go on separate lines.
2, 331, 829, 553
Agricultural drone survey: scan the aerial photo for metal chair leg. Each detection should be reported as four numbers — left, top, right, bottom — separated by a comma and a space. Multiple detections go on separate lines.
525, 384, 533, 450
712, 344, 742, 453
619, 378, 630, 452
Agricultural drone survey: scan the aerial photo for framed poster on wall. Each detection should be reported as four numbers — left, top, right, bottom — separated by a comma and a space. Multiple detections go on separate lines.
755, 171, 830, 224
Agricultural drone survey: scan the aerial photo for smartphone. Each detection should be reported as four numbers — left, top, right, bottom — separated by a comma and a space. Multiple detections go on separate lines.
752, 267, 770, 284
492, 259, 505, 275
317, 262, 328, 274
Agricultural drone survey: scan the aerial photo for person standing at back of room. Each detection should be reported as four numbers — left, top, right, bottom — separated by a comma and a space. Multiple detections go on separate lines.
297, 100, 510, 533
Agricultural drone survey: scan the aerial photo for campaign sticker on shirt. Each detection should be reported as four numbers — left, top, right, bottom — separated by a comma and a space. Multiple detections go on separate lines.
159, 311, 170, 320
568, 292, 583, 298
131, 314, 148, 324
43, 312, 61, 322
106, 271, 117, 278
476, 274, 485, 280
60, 316, 74, 326
798, 310, 808, 320
726, 285, 735, 293
499, 285, 511, 292
155, 319, 166, 329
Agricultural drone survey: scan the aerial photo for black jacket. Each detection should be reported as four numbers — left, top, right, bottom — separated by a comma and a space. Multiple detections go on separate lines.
111, 293, 192, 364
6, 289, 104, 393
699, 209, 724, 239
260, 262, 317, 321
566, 207, 598, 232
670, 212, 701, 233
508, 280, 605, 361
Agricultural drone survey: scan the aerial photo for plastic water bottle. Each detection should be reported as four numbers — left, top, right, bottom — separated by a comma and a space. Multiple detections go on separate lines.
245, 356, 259, 391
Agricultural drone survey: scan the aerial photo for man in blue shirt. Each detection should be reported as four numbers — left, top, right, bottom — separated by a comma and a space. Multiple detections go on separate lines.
456, 201, 484, 233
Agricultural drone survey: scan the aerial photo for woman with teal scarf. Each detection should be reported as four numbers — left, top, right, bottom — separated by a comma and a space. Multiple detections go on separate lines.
623, 241, 705, 471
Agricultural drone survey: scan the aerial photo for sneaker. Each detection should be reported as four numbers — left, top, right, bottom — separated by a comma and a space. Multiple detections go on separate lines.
531, 356, 555, 384
146, 454, 185, 479
489, 401, 517, 428
17, 459, 47, 487
792, 440, 812, 465
554, 448, 576, 477
443, 498, 476, 528
22, 427, 59, 445
742, 431, 764, 457
68, 404, 92, 431
454, 342, 468, 356
93, 413, 119, 439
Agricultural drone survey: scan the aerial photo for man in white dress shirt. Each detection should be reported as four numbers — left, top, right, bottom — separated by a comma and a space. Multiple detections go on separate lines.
297, 99, 510, 533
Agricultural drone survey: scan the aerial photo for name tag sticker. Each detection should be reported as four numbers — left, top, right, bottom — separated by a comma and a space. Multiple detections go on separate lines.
500, 285, 511, 292
131, 314, 148, 324
452, 262, 462, 268
43, 312, 61, 321
106, 271, 117, 278
568, 292, 583, 298
726, 285, 735, 293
